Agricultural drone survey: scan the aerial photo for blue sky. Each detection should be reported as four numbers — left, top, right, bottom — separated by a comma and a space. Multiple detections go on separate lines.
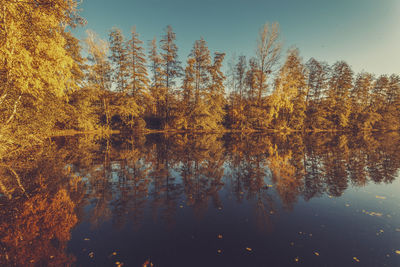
72, 0, 400, 75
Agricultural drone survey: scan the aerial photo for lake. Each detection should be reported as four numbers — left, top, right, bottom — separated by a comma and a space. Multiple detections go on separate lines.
1, 132, 399, 266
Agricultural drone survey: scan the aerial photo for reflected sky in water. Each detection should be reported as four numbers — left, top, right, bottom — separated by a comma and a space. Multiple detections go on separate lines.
1, 133, 400, 266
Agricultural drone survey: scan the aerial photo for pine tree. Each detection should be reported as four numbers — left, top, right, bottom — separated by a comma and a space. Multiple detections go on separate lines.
127, 26, 149, 97
190, 38, 211, 105
178, 58, 196, 129
109, 28, 129, 92
350, 72, 376, 130
148, 37, 164, 118
179, 38, 212, 130
373, 74, 400, 129
207, 52, 226, 129
305, 58, 330, 130
326, 61, 354, 129
160, 25, 182, 128
385, 75, 400, 129
235, 55, 247, 101
228, 55, 248, 129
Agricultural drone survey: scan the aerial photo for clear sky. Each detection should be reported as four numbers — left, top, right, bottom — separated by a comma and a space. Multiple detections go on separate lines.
72, 0, 400, 75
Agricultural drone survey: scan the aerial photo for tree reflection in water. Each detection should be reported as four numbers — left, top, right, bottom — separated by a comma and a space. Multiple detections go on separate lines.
1, 132, 399, 265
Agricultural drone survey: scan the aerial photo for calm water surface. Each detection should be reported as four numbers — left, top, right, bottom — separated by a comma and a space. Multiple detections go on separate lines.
1, 133, 399, 266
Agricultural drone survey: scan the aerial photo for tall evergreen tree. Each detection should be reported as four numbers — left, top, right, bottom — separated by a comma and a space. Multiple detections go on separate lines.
326, 61, 353, 129
127, 26, 149, 97
235, 55, 248, 101
179, 38, 212, 130
160, 25, 182, 128
350, 72, 376, 130
148, 37, 164, 118
190, 38, 211, 105
305, 58, 330, 130
207, 52, 226, 129
109, 28, 129, 92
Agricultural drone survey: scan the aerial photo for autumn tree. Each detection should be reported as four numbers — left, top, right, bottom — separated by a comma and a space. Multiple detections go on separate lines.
326, 61, 354, 129
228, 55, 249, 129
350, 72, 377, 130
270, 48, 307, 130
178, 58, 196, 129
109, 28, 129, 92
160, 26, 182, 128
83, 30, 112, 128
255, 22, 282, 105
373, 74, 400, 129
207, 52, 226, 129
0, 0, 83, 153
305, 58, 330, 130
125, 26, 150, 129
127, 26, 149, 97
181, 38, 212, 129
148, 37, 165, 122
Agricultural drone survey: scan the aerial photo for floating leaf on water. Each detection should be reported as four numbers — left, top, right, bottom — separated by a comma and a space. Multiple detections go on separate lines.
143, 260, 153, 267
353, 257, 360, 262
362, 210, 383, 217
246, 247, 252, 252
375, 195, 386, 200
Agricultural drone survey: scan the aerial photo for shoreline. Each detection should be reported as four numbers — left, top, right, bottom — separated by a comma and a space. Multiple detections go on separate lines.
49, 128, 391, 137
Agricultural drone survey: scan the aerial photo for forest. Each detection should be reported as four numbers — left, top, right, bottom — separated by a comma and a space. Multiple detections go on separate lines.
1, 0, 400, 159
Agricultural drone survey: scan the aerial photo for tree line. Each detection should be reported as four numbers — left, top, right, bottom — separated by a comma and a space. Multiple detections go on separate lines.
1, 1, 400, 155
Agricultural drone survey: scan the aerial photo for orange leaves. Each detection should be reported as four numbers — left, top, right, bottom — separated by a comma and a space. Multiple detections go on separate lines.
143, 259, 154, 267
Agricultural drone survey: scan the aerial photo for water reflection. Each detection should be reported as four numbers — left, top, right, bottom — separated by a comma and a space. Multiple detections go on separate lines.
1, 132, 399, 266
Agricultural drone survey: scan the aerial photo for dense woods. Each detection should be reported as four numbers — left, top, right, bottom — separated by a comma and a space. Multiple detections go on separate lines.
1, 1, 400, 158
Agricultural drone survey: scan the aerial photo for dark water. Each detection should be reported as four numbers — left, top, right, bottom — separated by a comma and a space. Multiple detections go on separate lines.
1, 133, 399, 266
